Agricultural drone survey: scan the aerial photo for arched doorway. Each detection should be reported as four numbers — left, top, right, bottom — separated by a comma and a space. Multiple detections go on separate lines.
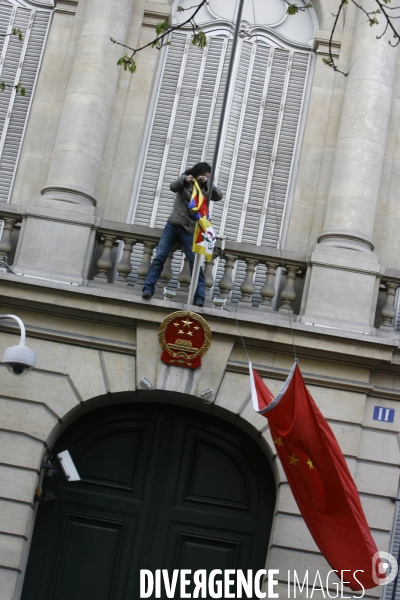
22, 402, 276, 599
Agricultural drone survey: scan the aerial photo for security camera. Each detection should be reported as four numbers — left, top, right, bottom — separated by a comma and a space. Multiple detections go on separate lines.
3, 344, 36, 376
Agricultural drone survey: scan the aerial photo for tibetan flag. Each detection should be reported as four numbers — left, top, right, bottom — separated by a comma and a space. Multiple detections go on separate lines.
250, 361, 384, 592
188, 179, 216, 262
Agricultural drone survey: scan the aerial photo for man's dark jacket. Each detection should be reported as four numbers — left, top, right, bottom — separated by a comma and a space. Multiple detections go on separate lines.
168, 176, 223, 234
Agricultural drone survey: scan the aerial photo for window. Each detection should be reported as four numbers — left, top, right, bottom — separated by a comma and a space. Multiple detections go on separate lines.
132, 32, 310, 248
128, 7, 314, 297
0, 0, 51, 202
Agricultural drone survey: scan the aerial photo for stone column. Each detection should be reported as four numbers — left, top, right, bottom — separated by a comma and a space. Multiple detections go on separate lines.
42, 0, 134, 209
14, 0, 134, 283
302, 1, 399, 333
319, 0, 399, 251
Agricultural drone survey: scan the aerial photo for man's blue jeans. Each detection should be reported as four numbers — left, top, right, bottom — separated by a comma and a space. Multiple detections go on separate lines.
143, 222, 206, 303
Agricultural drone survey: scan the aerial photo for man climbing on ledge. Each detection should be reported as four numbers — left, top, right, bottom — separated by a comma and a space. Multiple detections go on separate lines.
142, 162, 223, 307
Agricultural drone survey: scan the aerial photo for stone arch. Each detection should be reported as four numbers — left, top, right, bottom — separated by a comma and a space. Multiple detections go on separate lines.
21, 394, 278, 599
0, 321, 285, 599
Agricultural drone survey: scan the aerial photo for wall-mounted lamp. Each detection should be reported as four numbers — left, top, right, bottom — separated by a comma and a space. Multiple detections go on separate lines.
139, 377, 153, 390
163, 287, 176, 301
0, 314, 36, 376
200, 388, 214, 403
40, 449, 80, 482
213, 297, 226, 310
57, 450, 81, 482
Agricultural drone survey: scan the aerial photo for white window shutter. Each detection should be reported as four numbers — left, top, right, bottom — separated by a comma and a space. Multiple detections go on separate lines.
132, 33, 309, 249
260, 50, 310, 247
0, 3, 50, 202
130, 32, 310, 299
133, 33, 187, 227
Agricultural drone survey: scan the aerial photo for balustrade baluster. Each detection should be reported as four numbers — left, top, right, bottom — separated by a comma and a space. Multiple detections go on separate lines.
204, 252, 216, 300
218, 254, 237, 299
115, 237, 135, 285
94, 234, 117, 281
239, 258, 258, 304
279, 265, 297, 314
136, 241, 157, 286
175, 256, 191, 303
380, 281, 399, 330
259, 261, 279, 311
0, 218, 17, 265
159, 249, 175, 288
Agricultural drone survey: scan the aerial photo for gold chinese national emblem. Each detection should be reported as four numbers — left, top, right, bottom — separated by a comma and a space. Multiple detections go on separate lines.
158, 311, 212, 369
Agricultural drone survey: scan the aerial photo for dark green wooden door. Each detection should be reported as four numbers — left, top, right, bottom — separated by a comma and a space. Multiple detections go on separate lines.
22, 403, 275, 599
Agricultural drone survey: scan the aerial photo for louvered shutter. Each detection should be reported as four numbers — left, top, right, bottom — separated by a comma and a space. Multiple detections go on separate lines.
384, 499, 400, 600
0, 2, 50, 202
130, 32, 310, 295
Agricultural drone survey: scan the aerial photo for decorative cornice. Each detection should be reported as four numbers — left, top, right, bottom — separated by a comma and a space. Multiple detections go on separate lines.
227, 360, 400, 402
55, 0, 77, 15
0, 322, 136, 356
226, 360, 374, 394
313, 31, 342, 58
143, 1, 171, 27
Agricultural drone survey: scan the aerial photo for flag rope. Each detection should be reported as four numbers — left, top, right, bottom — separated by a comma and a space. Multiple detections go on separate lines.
229, 0, 298, 363
250, 0, 298, 363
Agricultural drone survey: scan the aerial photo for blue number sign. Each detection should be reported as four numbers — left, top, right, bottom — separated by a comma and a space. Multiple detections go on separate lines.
373, 406, 395, 423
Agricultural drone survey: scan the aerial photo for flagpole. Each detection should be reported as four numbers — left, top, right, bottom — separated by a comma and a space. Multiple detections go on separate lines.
187, 0, 246, 307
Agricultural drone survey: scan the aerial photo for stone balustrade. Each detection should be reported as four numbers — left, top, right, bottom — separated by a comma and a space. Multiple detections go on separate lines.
92, 222, 308, 315
0, 206, 398, 331
0, 204, 22, 268
377, 271, 400, 333
90, 224, 400, 328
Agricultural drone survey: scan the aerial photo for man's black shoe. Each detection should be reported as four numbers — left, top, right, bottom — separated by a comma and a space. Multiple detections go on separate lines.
142, 292, 152, 300
194, 300, 204, 307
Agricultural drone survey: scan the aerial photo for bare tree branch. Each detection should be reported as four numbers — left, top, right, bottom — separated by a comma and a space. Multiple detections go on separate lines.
112, 0, 400, 76
111, 0, 209, 73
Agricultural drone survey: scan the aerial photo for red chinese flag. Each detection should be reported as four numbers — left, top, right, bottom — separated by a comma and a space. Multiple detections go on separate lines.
250, 361, 384, 591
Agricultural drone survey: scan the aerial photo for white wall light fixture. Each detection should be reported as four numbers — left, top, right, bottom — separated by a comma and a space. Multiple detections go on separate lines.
57, 450, 81, 482
0, 314, 36, 376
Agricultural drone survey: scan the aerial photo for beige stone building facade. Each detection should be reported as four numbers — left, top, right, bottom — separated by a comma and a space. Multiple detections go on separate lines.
0, 0, 400, 598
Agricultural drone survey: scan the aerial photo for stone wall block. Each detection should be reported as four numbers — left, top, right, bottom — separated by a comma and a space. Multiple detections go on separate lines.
0, 398, 57, 442
136, 324, 161, 390
101, 351, 136, 394
271, 514, 319, 553
354, 461, 399, 497
306, 385, 366, 424
214, 371, 251, 413
0, 534, 24, 571
0, 501, 32, 538
0, 368, 78, 418
358, 429, 400, 464
0, 433, 43, 471
31, 338, 108, 403
0, 466, 37, 504
328, 421, 361, 457
276, 483, 300, 516
239, 401, 269, 432
0, 569, 18, 600
363, 397, 400, 431
360, 496, 397, 532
